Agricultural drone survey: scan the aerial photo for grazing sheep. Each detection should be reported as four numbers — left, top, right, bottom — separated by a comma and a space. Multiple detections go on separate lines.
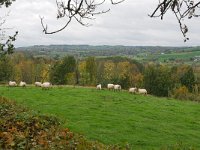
129, 87, 137, 94
9, 81, 17, 87
41, 82, 52, 90
96, 84, 101, 90
107, 84, 114, 90
137, 88, 147, 95
35, 82, 42, 87
19, 81, 26, 87
114, 84, 121, 91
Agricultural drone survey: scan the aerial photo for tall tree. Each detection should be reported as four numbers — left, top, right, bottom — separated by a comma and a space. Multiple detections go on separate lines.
103, 61, 115, 83
0, 56, 14, 83
144, 64, 173, 97
180, 66, 195, 92
50, 56, 76, 85
86, 57, 97, 85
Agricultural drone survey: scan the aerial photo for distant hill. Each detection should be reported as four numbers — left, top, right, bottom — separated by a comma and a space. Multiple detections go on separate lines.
17, 44, 190, 52
16, 45, 199, 59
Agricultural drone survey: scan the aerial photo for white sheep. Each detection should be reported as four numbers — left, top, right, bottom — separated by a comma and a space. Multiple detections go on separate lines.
96, 84, 101, 90
19, 81, 26, 87
35, 82, 42, 87
41, 82, 52, 90
8, 81, 17, 87
137, 88, 147, 95
107, 84, 114, 90
114, 84, 121, 91
129, 87, 137, 94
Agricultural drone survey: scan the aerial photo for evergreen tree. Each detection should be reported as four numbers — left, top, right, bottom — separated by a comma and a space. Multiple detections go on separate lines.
0, 56, 14, 83
49, 56, 76, 85
180, 67, 195, 92
144, 64, 173, 97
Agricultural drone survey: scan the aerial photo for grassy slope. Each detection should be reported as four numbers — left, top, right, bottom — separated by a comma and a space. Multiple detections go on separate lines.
0, 86, 200, 149
154, 51, 200, 62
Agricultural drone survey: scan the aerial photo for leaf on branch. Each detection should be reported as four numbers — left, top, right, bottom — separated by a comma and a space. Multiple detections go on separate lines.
150, 0, 200, 42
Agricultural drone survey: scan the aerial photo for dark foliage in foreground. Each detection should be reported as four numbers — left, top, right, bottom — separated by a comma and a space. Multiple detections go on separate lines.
0, 97, 123, 150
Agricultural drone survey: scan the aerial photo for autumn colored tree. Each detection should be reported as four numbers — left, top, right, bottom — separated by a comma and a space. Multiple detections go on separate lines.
78, 60, 89, 85
96, 61, 105, 85
86, 57, 97, 85
103, 61, 115, 83
131, 73, 143, 88
34, 60, 48, 82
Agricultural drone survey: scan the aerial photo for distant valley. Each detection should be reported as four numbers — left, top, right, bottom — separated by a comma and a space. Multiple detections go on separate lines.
16, 45, 200, 63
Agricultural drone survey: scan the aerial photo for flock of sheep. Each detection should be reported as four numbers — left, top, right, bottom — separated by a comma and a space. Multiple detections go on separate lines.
97, 84, 147, 95
8, 81, 147, 95
8, 81, 52, 89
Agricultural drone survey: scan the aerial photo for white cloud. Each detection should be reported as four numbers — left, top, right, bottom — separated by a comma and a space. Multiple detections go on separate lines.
1, 0, 200, 47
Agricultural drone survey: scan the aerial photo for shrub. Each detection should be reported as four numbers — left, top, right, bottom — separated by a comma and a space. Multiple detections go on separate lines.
172, 86, 200, 102
172, 86, 189, 100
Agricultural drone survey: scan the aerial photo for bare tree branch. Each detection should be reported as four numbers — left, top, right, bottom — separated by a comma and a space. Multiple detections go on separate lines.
0, 19, 18, 56
0, 11, 18, 57
0, 0, 15, 8
40, 0, 200, 42
149, 0, 200, 42
41, 0, 124, 34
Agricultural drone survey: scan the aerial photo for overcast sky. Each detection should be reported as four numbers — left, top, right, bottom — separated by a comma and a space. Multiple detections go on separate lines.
1, 0, 200, 47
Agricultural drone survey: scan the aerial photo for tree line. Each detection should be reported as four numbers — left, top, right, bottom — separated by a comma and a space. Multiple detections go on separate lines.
1, 52, 199, 100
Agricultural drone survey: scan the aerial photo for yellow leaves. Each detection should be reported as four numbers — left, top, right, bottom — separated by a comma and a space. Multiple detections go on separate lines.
116, 61, 130, 79
65, 72, 76, 85
41, 67, 50, 82
78, 61, 86, 73
172, 86, 189, 100
13, 65, 22, 83
104, 61, 115, 80
130, 73, 144, 87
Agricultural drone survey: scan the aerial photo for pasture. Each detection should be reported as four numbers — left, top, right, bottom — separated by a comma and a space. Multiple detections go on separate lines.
152, 50, 200, 63
0, 86, 200, 149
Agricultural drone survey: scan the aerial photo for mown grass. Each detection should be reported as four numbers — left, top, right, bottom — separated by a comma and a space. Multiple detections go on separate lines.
0, 86, 200, 149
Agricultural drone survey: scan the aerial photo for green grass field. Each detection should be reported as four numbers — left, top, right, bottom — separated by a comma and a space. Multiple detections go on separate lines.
0, 86, 200, 149
152, 51, 200, 62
